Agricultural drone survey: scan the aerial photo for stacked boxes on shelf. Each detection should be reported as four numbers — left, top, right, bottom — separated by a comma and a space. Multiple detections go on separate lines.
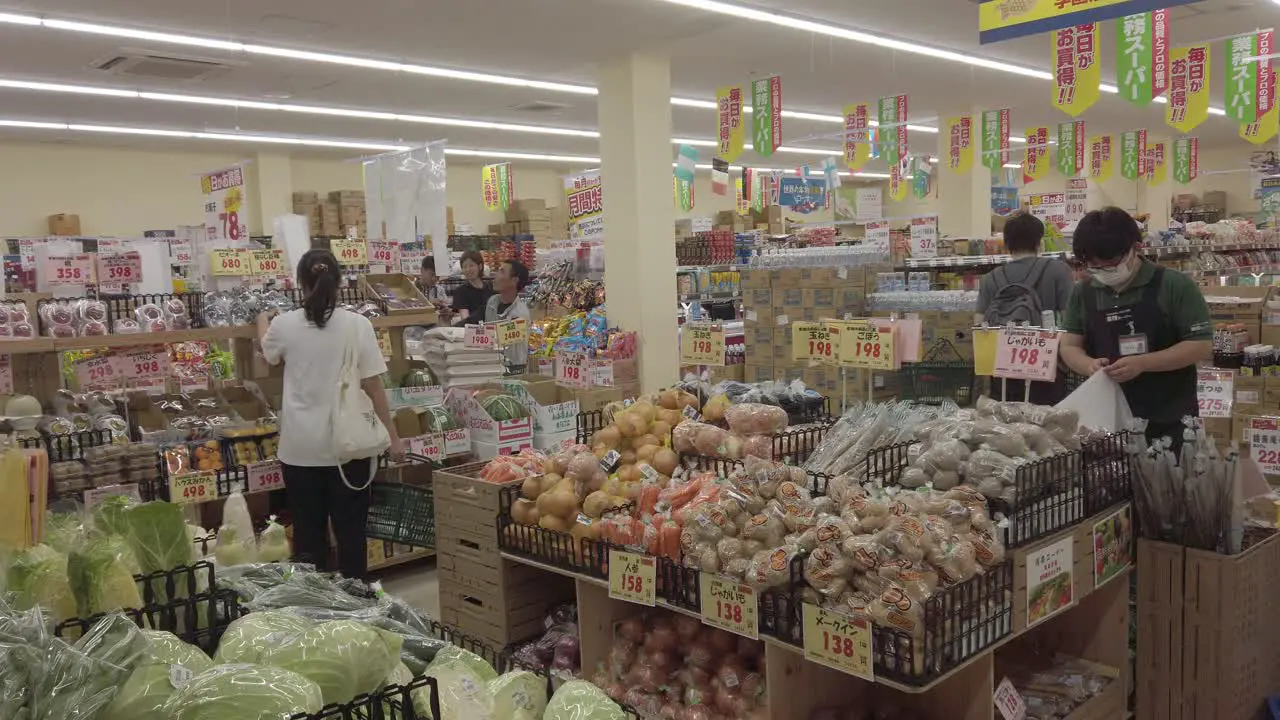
488, 199, 568, 248
291, 189, 366, 237
434, 463, 574, 646
1201, 286, 1278, 457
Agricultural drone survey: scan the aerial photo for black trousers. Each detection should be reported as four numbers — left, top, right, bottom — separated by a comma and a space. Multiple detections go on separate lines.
282, 459, 374, 579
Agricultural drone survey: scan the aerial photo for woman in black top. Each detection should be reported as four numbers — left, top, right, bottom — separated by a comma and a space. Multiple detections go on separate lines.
449, 250, 492, 326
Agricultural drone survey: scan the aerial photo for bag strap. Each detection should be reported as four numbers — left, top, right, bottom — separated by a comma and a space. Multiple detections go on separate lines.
1025, 258, 1049, 288
335, 314, 377, 492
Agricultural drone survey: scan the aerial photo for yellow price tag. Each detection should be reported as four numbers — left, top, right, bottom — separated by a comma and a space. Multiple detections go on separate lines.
801, 603, 874, 681
838, 321, 895, 370
495, 318, 528, 348
608, 550, 656, 606
680, 324, 726, 366
247, 249, 284, 277
169, 471, 216, 505
792, 322, 835, 363
699, 575, 758, 639
376, 329, 393, 360
333, 239, 367, 266
209, 248, 247, 276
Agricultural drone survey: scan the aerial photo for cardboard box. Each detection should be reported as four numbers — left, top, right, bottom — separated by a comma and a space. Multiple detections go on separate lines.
570, 386, 630, 413
745, 323, 774, 347
776, 287, 805, 308
1201, 190, 1227, 211
496, 377, 579, 436
292, 191, 319, 204
1235, 374, 1265, 407
744, 364, 775, 384
358, 273, 432, 315
743, 288, 773, 309
1205, 286, 1273, 325
327, 190, 364, 204
48, 213, 81, 236
740, 269, 772, 289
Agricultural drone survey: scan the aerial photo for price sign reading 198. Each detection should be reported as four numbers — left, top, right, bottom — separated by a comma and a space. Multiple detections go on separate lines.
556, 352, 590, 389
680, 324, 726, 366
792, 322, 834, 363
837, 322, 895, 370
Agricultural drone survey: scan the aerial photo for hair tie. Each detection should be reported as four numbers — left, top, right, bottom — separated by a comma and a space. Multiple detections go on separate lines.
312, 263, 328, 273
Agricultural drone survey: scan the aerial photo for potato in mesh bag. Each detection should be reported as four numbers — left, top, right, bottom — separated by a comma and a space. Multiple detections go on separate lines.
803, 545, 850, 597
744, 544, 798, 591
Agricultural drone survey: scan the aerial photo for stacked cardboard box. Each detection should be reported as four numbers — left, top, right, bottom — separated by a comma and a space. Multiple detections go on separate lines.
291, 189, 367, 237
750, 205, 785, 235
292, 192, 321, 234
434, 464, 574, 646
500, 199, 562, 247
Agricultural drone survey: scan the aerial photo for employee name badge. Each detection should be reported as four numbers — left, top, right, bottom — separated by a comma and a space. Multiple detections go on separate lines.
1118, 334, 1148, 357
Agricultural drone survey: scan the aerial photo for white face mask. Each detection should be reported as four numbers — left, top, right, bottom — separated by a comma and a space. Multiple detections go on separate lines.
1090, 255, 1136, 288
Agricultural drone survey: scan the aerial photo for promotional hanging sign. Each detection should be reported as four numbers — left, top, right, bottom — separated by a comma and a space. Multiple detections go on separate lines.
912, 162, 932, 200
1027, 192, 1067, 230
843, 104, 872, 170
1115, 10, 1170, 105
1120, 129, 1148, 180
735, 177, 749, 215
878, 95, 908, 166
200, 164, 249, 243
1173, 137, 1198, 184
1052, 24, 1101, 116
1167, 45, 1211, 133
1056, 121, 1086, 176
1089, 135, 1114, 182
1065, 178, 1088, 224
981, 109, 1010, 171
1145, 142, 1167, 186
751, 76, 782, 157
945, 115, 974, 174
481, 163, 512, 212
889, 158, 910, 202
978, 0, 1199, 45
565, 171, 604, 240
716, 85, 745, 162
778, 177, 827, 210
1024, 126, 1050, 184
1226, 31, 1273, 124
1242, 67, 1278, 143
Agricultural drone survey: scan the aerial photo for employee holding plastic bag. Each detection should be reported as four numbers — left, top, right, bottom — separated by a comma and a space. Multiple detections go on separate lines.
1058, 207, 1212, 444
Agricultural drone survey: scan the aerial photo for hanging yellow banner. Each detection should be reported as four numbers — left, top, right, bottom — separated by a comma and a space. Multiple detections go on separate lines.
716, 86, 745, 162
842, 103, 872, 171
1166, 45, 1211, 133
481, 165, 500, 211
1051, 23, 1101, 117
1089, 135, 1114, 183
1145, 142, 1167, 187
944, 115, 974, 174
1023, 127, 1050, 184
1243, 108, 1279, 144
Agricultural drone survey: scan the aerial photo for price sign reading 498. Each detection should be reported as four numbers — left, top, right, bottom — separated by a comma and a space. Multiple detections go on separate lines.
680, 324, 726, 366
170, 471, 216, 506
607, 550, 655, 606
333, 239, 367, 266
792, 322, 835, 363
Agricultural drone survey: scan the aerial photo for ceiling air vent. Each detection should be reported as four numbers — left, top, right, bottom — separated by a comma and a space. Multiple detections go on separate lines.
510, 100, 572, 114
91, 52, 233, 81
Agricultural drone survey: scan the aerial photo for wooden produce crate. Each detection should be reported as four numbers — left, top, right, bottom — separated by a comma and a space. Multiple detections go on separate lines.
1135, 538, 1186, 720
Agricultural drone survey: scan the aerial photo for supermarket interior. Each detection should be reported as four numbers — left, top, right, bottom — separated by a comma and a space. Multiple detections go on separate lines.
3, 0, 1280, 718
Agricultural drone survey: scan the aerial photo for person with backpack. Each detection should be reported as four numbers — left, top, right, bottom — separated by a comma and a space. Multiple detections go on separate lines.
978, 212, 1075, 404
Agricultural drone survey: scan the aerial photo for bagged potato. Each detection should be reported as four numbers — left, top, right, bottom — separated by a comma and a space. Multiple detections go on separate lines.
725, 403, 789, 436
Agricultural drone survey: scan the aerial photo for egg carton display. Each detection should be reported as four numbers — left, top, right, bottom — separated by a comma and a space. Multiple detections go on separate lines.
202, 288, 296, 327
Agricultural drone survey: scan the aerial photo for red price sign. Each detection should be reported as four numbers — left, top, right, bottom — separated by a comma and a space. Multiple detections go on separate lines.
210, 248, 247, 276
994, 677, 1027, 720
463, 324, 496, 349
1196, 369, 1234, 418
124, 350, 167, 381
44, 254, 95, 286
556, 352, 590, 389
367, 240, 398, 272
607, 550, 656, 606
97, 252, 142, 284
408, 434, 444, 462
792, 322, 834, 363
993, 328, 1060, 382
802, 604, 873, 680
169, 471, 216, 505
1249, 418, 1280, 474
76, 356, 120, 390
247, 461, 284, 493
333, 239, 367, 266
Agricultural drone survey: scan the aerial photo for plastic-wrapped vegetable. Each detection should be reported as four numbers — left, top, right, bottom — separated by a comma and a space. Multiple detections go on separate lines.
29, 612, 148, 720
160, 664, 324, 720
119, 501, 196, 585
416, 658, 495, 720
724, 403, 789, 436
488, 670, 548, 718
429, 644, 499, 681
103, 630, 217, 720
67, 532, 142, 618
258, 619, 403, 705
214, 611, 313, 665
543, 680, 628, 720
255, 516, 290, 564
214, 524, 255, 567
5, 544, 78, 623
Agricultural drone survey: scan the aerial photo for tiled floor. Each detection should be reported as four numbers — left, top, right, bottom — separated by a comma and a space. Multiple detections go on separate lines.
376, 560, 440, 617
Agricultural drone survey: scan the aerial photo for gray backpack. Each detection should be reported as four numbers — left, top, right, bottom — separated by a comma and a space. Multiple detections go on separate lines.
983, 260, 1048, 327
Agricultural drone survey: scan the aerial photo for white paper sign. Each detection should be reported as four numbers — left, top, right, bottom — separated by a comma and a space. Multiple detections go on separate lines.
1065, 178, 1087, 223
200, 164, 250, 243
1196, 369, 1234, 418
909, 216, 938, 259
865, 221, 890, 253
993, 677, 1026, 720
247, 461, 285, 494
855, 187, 883, 223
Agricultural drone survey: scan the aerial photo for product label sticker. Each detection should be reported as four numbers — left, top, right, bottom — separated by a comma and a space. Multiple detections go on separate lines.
608, 550, 656, 606
1118, 333, 1148, 356
0, 356, 12, 395
83, 483, 142, 510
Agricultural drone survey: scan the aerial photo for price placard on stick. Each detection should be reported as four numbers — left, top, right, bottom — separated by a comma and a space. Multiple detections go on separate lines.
792, 322, 835, 363
837, 321, 894, 370
247, 461, 284, 494
802, 604, 873, 681
680, 324, 726, 366
556, 351, 590, 389
993, 328, 1060, 382
209, 248, 247, 276
366, 240, 398, 272
333, 239, 367, 266
1197, 369, 1234, 418
170, 471, 216, 505
248, 249, 285, 277
699, 575, 758, 639
909, 215, 938, 259
495, 318, 528, 348
607, 550, 656, 606
463, 324, 496, 349
1248, 418, 1280, 474
44, 254, 94, 286
97, 252, 142, 285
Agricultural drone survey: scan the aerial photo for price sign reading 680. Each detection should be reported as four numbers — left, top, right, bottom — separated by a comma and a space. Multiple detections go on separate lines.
680, 324, 726, 366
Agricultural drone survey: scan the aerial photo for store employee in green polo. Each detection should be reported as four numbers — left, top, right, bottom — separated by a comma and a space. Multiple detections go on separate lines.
1059, 207, 1213, 442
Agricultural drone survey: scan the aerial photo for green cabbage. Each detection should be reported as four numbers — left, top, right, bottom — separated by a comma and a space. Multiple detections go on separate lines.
160, 664, 324, 720
214, 611, 312, 665
258, 619, 401, 706
67, 534, 142, 617
140, 630, 214, 673
488, 670, 547, 719
43, 512, 86, 554
415, 658, 494, 720
6, 544, 77, 623
102, 631, 213, 720
93, 496, 137, 538
544, 681, 627, 720
428, 644, 498, 682
119, 502, 195, 578
255, 519, 290, 564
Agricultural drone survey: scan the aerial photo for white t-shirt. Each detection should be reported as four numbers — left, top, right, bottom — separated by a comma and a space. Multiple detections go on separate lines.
261, 308, 388, 467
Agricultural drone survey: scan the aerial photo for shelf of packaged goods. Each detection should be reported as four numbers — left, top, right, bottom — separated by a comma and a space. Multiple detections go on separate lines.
52, 326, 252, 351
677, 264, 745, 273
899, 252, 1069, 269
1143, 242, 1280, 255
678, 292, 741, 303
368, 547, 435, 572
1184, 264, 1279, 277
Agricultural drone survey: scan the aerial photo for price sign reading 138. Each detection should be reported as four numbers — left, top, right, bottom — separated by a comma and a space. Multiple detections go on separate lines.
680, 324, 726, 366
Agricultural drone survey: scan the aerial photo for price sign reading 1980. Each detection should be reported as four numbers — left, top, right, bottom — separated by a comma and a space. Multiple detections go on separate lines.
994, 328, 1060, 382
792, 322, 835, 363
169, 471, 216, 505
209, 248, 247, 276
607, 550, 656, 606
333, 239, 367, 266
802, 604, 874, 680
699, 575, 758, 639
680, 324, 726, 366
1197, 369, 1234, 418
838, 321, 895, 370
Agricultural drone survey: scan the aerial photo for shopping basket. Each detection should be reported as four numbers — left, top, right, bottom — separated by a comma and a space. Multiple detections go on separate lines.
900, 339, 976, 407
366, 453, 435, 548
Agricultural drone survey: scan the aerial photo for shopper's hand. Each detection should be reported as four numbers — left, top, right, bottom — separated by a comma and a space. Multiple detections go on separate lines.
388, 437, 406, 464
1085, 357, 1110, 376
1104, 355, 1146, 383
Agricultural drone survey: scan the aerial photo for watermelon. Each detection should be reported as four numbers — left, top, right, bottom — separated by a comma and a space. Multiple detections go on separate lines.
479, 394, 528, 421
401, 367, 438, 388
422, 406, 460, 432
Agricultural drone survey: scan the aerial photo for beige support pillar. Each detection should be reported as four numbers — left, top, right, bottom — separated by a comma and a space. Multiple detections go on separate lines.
935, 111, 993, 240
598, 53, 678, 392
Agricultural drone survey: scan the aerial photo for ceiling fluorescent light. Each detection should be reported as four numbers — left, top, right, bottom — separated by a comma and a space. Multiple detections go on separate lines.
41, 18, 244, 51
0, 118, 412, 150
0, 79, 137, 98
443, 148, 600, 163
0, 13, 40, 25
0, 119, 66, 129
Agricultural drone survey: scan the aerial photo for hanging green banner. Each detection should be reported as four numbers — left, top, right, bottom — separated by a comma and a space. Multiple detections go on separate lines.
1120, 129, 1148, 180
878, 95, 907, 166
1116, 11, 1169, 105
1226, 32, 1273, 124
981, 109, 1010, 171
1057, 121, 1085, 176
751, 76, 781, 157
1172, 137, 1198, 184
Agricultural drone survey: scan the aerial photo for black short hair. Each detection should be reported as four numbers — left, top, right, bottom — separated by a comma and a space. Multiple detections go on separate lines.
1003, 213, 1044, 253
460, 250, 485, 270
504, 259, 530, 291
1073, 206, 1141, 263
420, 256, 435, 273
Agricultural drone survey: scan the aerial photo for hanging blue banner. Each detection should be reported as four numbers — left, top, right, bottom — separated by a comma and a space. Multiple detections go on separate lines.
778, 176, 826, 212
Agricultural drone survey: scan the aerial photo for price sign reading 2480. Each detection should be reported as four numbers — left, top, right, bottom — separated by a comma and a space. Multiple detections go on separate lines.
680, 324, 726, 366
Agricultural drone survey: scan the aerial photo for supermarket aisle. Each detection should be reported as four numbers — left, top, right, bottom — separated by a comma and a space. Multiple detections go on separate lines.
378, 563, 440, 617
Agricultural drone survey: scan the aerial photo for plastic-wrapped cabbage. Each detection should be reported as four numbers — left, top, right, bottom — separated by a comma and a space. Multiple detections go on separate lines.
43, 511, 87, 553
429, 644, 498, 681
214, 611, 312, 665
256, 516, 290, 563
415, 658, 494, 720
543, 680, 627, 720
258, 619, 402, 705
92, 495, 136, 538
103, 665, 189, 720
28, 612, 147, 720
6, 544, 77, 622
119, 502, 195, 581
141, 630, 214, 672
161, 664, 324, 720
67, 533, 142, 617
488, 670, 547, 719
386, 662, 413, 686
213, 524, 254, 567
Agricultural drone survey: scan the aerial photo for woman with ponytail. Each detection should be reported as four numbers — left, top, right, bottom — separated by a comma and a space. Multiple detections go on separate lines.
257, 248, 405, 578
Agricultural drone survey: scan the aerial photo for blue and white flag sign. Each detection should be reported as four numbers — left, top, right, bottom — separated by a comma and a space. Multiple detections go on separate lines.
675, 144, 699, 183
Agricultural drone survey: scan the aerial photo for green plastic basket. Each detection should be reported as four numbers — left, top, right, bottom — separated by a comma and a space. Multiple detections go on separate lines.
900, 339, 976, 407
366, 459, 435, 548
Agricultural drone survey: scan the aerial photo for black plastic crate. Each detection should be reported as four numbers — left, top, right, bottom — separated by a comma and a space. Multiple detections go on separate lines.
576, 409, 607, 444
18, 428, 114, 461
290, 674, 440, 720
1000, 448, 1085, 549
366, 454, 435, 547
1081, 431, 1133, 517
54, 587, 242, 654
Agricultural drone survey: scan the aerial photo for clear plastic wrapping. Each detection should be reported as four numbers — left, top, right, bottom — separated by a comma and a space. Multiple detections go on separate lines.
160, 664, 324, 720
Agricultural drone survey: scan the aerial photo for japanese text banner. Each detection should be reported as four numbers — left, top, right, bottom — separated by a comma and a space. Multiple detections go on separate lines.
1052, 23, 1101, 116
1166, 45, 1211, 133
716, 86, 745, 162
